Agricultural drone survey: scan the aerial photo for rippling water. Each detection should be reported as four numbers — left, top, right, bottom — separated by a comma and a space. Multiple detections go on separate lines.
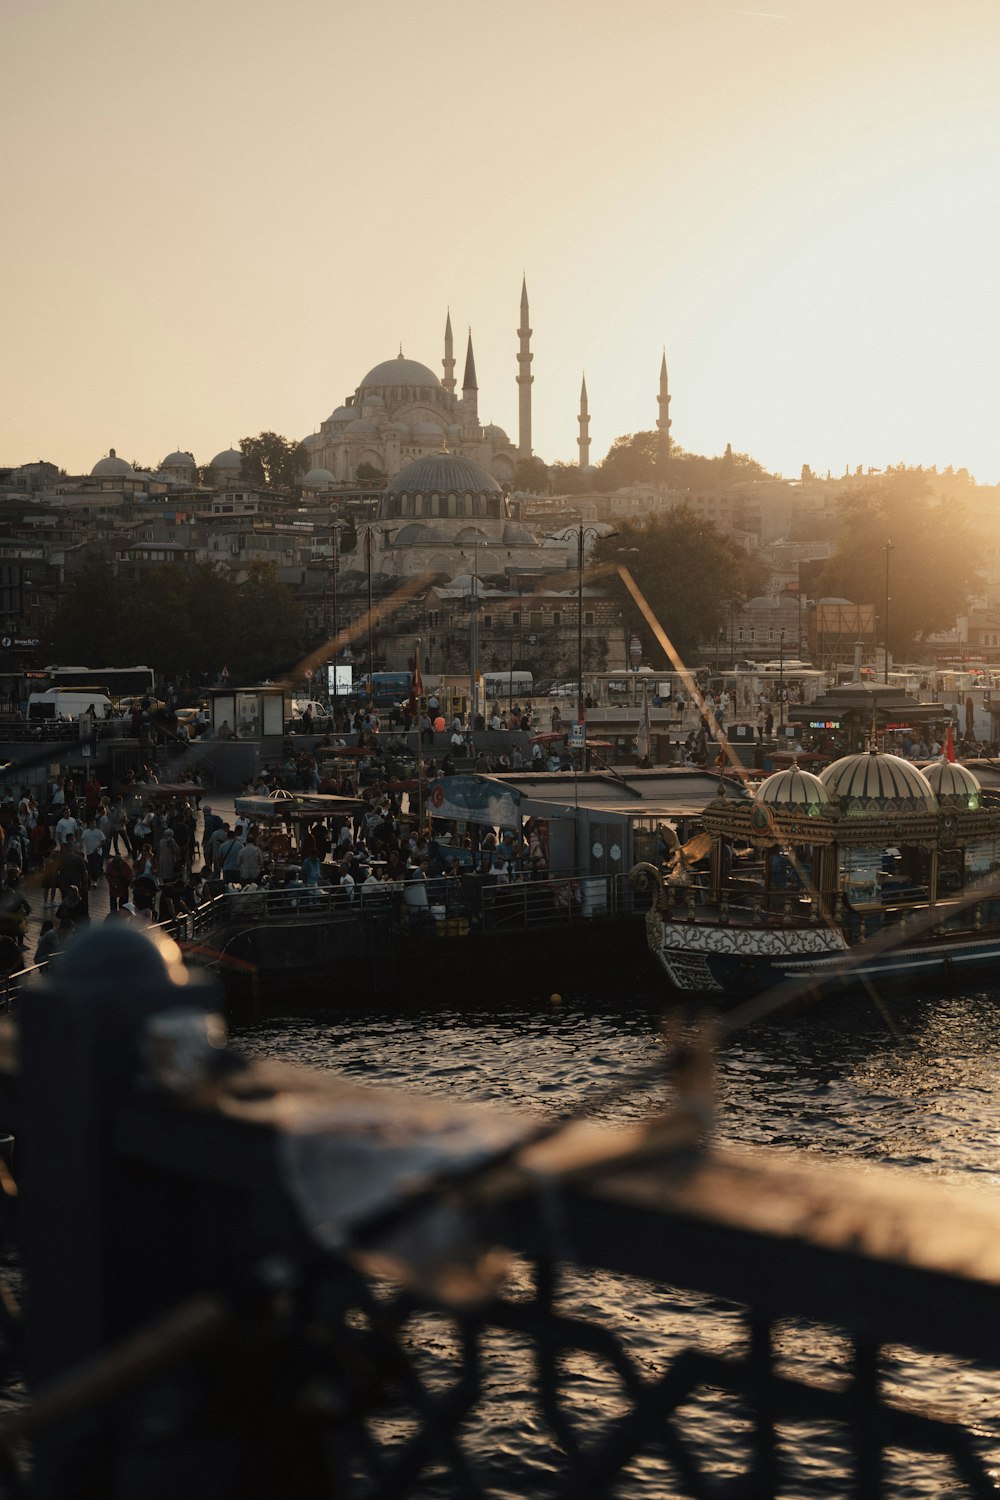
233, 987, 1000, 1495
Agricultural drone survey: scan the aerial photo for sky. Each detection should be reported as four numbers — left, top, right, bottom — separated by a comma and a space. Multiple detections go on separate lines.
3, 0, 1000, 483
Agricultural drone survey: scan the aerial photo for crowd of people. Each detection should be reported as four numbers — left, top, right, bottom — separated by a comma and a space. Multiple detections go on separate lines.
0, 730, 560, 975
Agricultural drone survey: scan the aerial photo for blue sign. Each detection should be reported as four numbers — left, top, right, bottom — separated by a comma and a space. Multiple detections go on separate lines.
427, 775, 522, 827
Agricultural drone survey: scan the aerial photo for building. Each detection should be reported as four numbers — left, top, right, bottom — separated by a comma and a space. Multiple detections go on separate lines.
302, 301, 529, 486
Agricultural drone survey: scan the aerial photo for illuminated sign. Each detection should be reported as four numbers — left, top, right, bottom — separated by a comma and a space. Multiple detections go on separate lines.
809, 719, 842, 729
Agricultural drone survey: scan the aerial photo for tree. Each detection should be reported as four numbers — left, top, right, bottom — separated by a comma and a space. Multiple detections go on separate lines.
593, 509, 754, 665
548, 461, 594, 495
355, 461, 387, 483
47, 558, 305, 682
598, 431, 662, 488
231, 563, 306, 678
239, 432, 310, 490
815, 473, 982, 657
595, 432, 774, 492
514, 456, 551, 494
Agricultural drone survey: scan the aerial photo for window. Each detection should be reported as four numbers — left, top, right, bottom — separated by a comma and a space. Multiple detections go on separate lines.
584, 611, 594, 626
552, 611, 561, 626
484, 614, 493, 628
530, 611, 542, 627
512, 610, 521, 626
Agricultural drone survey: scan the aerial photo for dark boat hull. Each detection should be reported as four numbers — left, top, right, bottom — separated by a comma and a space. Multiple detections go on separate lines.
655, 924, 1000, 998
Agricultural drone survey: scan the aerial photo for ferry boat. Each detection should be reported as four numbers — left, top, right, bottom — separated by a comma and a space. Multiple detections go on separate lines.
634, 749, 1000, 998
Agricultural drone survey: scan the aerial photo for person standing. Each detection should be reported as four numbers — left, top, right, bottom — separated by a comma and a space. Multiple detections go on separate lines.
105, 852, 133, 913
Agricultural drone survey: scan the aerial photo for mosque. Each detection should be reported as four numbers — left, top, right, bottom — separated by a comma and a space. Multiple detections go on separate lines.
299, 278, 538, 492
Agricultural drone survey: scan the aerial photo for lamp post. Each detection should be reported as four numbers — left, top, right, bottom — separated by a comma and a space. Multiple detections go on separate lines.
778, 627, 785, 732
574, 523, 617, 731
468, 536, 487, 726
330, 521, 345, 717
884, 540, 894, 684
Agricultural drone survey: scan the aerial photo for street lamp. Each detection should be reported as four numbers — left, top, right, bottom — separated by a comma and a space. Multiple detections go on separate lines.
357, 524, 387, 706
884, 540, 894, 685
574, 523, 617, 730
330, 520, 346, 717
468, 536, 487, 725
778, 628, 785, 731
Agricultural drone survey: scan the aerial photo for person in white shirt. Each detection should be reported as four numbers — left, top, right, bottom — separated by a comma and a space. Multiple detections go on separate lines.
55, 813, 80, 848
238, 836, 264, 884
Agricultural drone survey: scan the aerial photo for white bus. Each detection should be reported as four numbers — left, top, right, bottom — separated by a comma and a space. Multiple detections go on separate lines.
484, 670, 533, 702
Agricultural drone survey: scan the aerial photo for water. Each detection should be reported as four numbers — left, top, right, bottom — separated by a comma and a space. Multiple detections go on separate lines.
232, 987, 1000, 1495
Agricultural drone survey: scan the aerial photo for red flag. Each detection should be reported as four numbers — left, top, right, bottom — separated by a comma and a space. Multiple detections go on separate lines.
945, 725, 956, 763
411, 647, 424, 699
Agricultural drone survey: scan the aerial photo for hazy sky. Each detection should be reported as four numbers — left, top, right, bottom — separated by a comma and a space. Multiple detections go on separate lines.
3, 0, 999, 482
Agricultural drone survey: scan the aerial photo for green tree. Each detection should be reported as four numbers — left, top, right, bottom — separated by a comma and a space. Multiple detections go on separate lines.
593, 508, 753, 665
47, 557, 134, 664
547, 460, 594, 495
815, 473, 982, 658
598, 431, 662, 488
239, 432, 310, 490
231, 563, 306, 678
596, 433, 774, 492
514, 456, 551, 493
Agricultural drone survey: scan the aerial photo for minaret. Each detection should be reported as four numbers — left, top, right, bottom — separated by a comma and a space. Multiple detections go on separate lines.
517, 275, 533, 458
443, 309, 456, 397
462, 329, 479, 428
656, 349, 672, 471
577, 374, 591, 471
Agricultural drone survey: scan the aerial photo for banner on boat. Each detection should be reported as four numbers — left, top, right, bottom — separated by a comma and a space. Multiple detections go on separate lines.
427, 775, 522, 828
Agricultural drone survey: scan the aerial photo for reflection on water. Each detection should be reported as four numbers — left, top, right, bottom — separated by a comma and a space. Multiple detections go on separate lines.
234, 988, 1000, 1495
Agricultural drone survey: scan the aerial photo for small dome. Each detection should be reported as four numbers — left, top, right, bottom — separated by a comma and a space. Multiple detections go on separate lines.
91, 448, 135, 478
393, 522, 448, 545
211, 447, 242, 470
327, 406, 355, 425
385, 421, 409, 435
503, 520, 535, 545
924, 759, 982, 810
483, 424, 510, 443
346, 418, 377, 434
386, 451, 502, 497
161, 449, 195, 468
357, 355, 441, 391
755, 764, 830, 815
302, 467, 335, 490
819, 751, 938, 816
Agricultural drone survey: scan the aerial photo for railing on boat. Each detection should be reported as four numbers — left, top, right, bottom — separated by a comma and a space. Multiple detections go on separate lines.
0, 951, 996, 1497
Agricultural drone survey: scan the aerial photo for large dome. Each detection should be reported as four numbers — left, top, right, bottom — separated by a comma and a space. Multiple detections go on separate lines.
819, 751, 938, 816
91, 448, 135, 478
924, 759, 982, 810
358, 354, 441, 392
386, 452, 502, 496
755, 764, 830, 815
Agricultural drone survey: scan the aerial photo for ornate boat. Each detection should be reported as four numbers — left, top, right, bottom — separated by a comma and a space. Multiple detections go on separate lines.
635, 750, 1000, 998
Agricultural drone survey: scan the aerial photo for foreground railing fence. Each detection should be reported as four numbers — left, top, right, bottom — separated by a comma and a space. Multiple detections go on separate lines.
0, 926, 995, 1496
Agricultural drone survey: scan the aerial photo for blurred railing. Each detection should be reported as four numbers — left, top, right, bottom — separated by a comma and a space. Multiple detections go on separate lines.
0, 967, 995, 1497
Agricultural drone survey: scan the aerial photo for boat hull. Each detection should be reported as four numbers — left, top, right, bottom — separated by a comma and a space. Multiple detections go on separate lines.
652, 915, 1000, 998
